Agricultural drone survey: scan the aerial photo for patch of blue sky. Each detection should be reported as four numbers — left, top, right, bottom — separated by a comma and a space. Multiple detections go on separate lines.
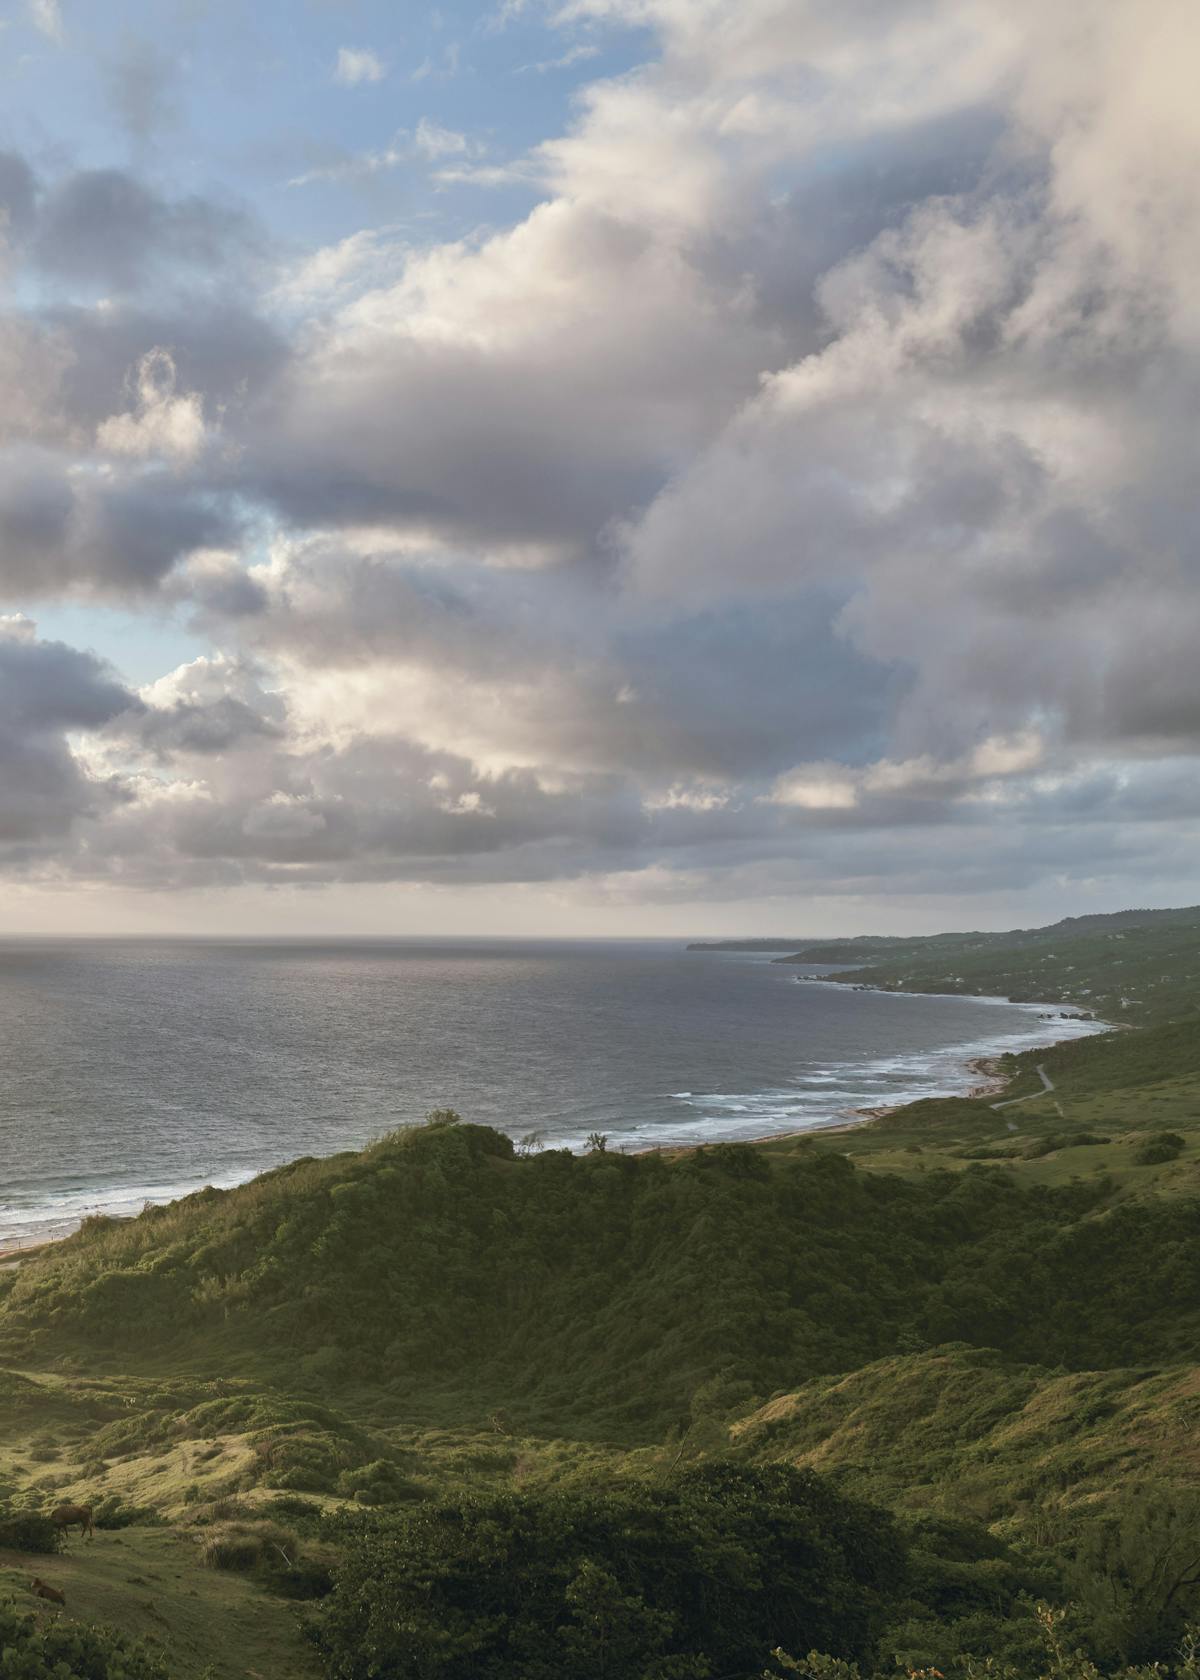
1, 1, 653, 255
20, 599, 208, 687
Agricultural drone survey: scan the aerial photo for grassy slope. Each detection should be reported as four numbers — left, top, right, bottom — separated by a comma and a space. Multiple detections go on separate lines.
2, 906, 1199, 1673
0, 1527, 318, 1680
729, 1348, 1200, 1530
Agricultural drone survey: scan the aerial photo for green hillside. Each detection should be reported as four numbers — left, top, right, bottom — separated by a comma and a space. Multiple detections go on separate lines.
4, 907, 1200, 1677
778, 904, 1200, 1023
7, 1117, 1200, 1436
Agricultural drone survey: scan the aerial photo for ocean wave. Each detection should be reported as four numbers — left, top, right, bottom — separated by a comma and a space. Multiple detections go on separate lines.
0, 1167, 261, 1249
655, 1001, 1105, 1147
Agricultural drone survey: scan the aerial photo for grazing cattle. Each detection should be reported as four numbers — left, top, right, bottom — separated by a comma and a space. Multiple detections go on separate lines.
50, 1502, 94, 1542
30, 1577, 66, 1605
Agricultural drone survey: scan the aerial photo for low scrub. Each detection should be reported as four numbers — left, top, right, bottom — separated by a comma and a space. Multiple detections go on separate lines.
201, 1518, 299, 1573
0, 1507, 62, 1553
0, 1599, 168, 1680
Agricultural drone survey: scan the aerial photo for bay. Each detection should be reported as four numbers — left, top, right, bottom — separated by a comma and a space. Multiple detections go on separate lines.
0, 937, 1104, 1246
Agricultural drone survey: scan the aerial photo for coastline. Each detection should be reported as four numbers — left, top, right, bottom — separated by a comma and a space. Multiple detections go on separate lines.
640, 1004, 1110, 1154
1, 988, 1112, 1257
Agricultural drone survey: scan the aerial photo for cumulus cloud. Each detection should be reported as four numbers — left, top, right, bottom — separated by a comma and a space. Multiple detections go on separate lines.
0, 450, 235, 598
3, 0, 1200, 912
97, 348, 210, 464
0, 623, 134, 850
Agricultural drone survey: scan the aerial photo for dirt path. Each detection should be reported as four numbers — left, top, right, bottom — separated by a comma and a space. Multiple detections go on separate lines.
991, 1063, 1056, 1110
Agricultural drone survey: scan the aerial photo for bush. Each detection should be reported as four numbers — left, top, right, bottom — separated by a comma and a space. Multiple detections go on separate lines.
312, 1464, 906, 1680
255, 1430, 353, 1494
0, 1598, 170, 1680
92, 1495, 163, 1530
1134, 1132, 1186, 1166
0, 1508, 62, 1553
264, 1495, 322, 1522
336, 1460, 427, 1506
266, 1557, 334, 1600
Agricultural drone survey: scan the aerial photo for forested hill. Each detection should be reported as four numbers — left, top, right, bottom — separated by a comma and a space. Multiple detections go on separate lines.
692, 904, 1200, 959
770, 903, 1200, 1022
5, 1116, 1200, 1439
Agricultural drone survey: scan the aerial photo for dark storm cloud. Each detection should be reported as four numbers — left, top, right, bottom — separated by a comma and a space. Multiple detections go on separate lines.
0, 631, 135, 845
0, 453, 236, 598
0, 633, 133, 729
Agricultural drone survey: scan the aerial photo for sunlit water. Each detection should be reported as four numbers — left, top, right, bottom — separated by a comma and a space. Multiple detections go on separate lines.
0, 938, 1105, 1245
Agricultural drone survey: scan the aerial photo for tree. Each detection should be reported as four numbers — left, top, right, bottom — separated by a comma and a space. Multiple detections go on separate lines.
313, 1465, 906, 1679
1065, 1482, 1200, 1661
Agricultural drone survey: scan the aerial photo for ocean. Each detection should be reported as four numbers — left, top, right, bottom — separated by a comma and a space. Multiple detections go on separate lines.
0, 937, 1105, 1247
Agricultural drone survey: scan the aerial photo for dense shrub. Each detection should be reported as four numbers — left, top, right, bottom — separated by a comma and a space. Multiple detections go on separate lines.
1021, 1132, 1110, 1159
13, 1119, 1200, 1435
336, 1460, 426, 1505
771, 1604, 1200, 1679
0, 1507, 62, 1553
0, 1596, 169, 1679
1134, 1132, 1186, 1166
92, 1495, 164, 1530
312, 1464, 906, 1680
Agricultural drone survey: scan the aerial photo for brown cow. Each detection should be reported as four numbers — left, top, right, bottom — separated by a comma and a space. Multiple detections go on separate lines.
30, 1577, 66, 1605
50, 1502, 94, 1542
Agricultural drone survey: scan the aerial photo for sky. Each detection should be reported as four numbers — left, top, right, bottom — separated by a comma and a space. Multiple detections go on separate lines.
0, 0, 1198, 938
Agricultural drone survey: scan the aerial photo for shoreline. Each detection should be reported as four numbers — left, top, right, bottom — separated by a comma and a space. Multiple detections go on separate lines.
1, 994, 1112, 1260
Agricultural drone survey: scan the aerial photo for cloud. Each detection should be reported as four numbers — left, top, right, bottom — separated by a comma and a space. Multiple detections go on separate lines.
287, 121, 480, 187
104, 37, 179, 145
0, 152, 39, 251
270, 230, 409, 313
29, 0, 63, 44
0, 623, 135, 850
413, 118, 471, 159
131, 653, 286, 757
33, 169, 256, 294
0, 450, 235, 599
334, 47, 387, 87
517, 43, 600, 74
97, 348, 210, 464
3, 1, 1200, 914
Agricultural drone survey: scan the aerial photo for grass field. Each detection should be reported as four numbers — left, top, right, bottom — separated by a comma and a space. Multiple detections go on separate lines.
0, 1524, 319, 1680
